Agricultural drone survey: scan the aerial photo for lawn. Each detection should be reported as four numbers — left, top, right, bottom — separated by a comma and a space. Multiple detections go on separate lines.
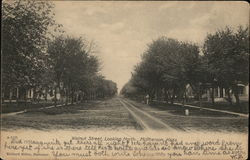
186, 101, 249, 114
145, 99, 249, 115
1, 102, 56, 113
145, 101, 241, 117
152, 112, 248, 133
1, 98, 142, 130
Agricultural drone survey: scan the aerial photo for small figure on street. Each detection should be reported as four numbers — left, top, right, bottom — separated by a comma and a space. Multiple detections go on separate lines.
146, 94, 149, 104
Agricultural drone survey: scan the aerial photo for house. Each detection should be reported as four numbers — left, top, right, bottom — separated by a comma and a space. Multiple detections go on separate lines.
185, 83, 249, 102
202, 84, 249, 102
2, 86, 61, 103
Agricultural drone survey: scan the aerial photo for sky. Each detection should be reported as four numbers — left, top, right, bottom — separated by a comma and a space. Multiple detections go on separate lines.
53, 1, 249, 92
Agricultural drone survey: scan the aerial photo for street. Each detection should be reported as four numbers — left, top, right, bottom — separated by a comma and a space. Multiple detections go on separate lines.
2, 97, 248, 133
119, 99, 174, 130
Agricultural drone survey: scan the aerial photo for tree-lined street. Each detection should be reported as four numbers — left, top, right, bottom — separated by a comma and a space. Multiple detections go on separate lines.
1, 1, 248, 133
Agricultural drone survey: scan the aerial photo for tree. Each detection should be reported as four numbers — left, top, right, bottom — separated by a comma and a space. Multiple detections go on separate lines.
48, 36, 91, 104
203, 26, 249, 106
120, 79, 144, 100
47, 35, 113, 105
127, 37, 199, 104
2, 0, 57, 102
89, 76, 117, 99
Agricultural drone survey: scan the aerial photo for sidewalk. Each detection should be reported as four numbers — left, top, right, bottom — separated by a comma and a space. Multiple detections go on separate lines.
174, 102, 249, 118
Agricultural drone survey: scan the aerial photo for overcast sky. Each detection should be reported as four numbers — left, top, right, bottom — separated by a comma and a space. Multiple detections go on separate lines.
53, 1, 249, 92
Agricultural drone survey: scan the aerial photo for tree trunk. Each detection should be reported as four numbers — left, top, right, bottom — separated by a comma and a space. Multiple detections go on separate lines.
24, 88, 27, 107
171, 89, 175, 104
234, 93, 240, 106
16, 88, 19, 105
45, 88, 48, 102
226, 88, 232, 105
9, 87, 12, 103
71, 88, 74, 104
182, 91, 185, 107
211, 87, 215, 105
33, 86, 36, 103
233, 86, 240, 106
164, 88, 169, 103
184, 90, 188, 103
2, 87, 5, 104
54, 86, 57, 107
65, 88, 68, 105
156, 88, 160, 101
171, 95, 174, 104
198, 85, 201, 107
150, 89, 155, 103
37, 93, 40, 104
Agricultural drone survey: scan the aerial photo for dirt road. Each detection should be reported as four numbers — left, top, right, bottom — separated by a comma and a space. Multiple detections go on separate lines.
119, 98, 175, 130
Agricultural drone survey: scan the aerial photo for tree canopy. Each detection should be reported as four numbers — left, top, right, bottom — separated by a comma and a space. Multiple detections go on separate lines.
203, 26, 249, 105
121, 26, 249, 106
2, 0, 117, 104
2, 0, 56, 91
122, 37, 200, 104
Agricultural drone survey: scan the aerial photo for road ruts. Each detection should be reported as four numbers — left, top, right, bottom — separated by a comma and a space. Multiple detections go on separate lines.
119, 98, 176, 131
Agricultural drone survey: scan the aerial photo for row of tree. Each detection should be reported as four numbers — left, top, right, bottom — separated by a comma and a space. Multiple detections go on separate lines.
121, 26, 249, 106
2, 0, 117, 105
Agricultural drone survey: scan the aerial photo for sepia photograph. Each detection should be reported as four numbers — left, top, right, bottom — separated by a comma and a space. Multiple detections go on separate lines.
1, 1, 249, 160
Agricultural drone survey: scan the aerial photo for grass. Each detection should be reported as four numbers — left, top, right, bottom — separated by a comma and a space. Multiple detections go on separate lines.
26, 107, 79, 115
186, 101, 249, 114
1, 102, 55, 113
153, 112, 248, 133
23, 101, 101, 115
143, 101, 240, 117
1, 100, 99, 114
139, 98, 249, 115
1, 98, 142, 130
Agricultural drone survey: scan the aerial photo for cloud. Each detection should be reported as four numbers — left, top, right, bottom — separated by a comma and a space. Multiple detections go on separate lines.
100, 22, 125, 33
